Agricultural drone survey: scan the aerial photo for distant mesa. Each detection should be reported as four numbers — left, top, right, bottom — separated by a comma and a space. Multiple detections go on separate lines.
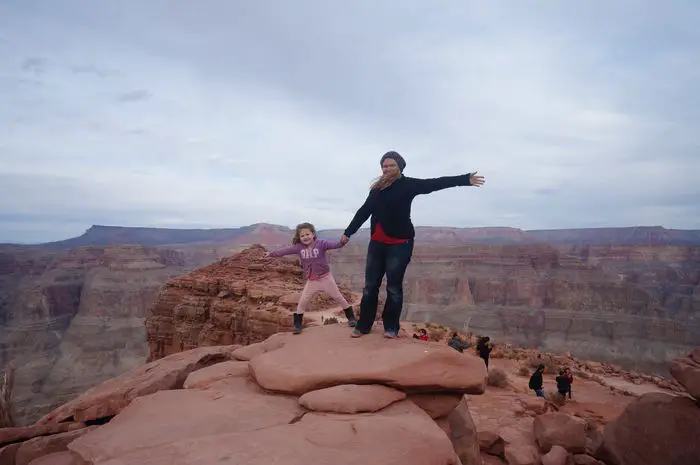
27, 223, 700, 249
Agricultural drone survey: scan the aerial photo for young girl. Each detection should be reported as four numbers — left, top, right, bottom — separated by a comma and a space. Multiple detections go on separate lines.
265, 222, 356, 334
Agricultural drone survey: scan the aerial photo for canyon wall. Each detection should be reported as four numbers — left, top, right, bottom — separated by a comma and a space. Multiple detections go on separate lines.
328, 243, 700, 374
0, 245, 206, 424
32, 224, 700, 249
2, 225, 699, 425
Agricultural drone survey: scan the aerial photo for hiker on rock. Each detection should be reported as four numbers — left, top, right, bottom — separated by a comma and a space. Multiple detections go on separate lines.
447, 332, 470, 353
340, 151, 485, 339
412, 328, 429, 341
266, 222, 356, 334
529, 364, 546, 398
563, 367, 574, 399
476, 336, 493, 368
556, 369, 572, 399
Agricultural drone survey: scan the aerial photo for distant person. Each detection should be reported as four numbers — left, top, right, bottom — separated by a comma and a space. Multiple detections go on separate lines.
340, 150, 486, 339
413, 328, 429, 341
529, 364, 546, 398
563, 367, 574, 399
266, 222, 356, 334
476, 336, 493, 368
556, 369, 572, 398
447, 332, 470, 353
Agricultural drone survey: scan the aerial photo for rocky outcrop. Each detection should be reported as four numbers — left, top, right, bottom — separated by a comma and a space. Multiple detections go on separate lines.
596, 392, 700, 465
669, 348, 700, 399
35, 345, 239, 425
145, 245, 357, 361
0, 325, 487, 465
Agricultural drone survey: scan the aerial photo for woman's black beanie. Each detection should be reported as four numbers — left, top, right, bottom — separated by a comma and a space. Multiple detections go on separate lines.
380, 151, 406, 172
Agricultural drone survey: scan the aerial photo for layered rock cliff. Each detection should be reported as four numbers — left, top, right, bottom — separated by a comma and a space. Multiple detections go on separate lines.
145, 245, 356, 361
34, 224, 700, 249
3, 231, 699, 425
0, 245, 203, 425
329, 243, 700, 374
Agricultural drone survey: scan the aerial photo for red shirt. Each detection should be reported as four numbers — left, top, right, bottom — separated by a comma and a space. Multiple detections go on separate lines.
419, 334, 428, 341
371, 223, 409, 244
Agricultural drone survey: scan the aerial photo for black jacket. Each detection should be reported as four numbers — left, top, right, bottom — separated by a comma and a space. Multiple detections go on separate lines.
343, 173, 473, 239
529, 371, 543, 390
556, 375, 571, 393
477, 342, 492, 359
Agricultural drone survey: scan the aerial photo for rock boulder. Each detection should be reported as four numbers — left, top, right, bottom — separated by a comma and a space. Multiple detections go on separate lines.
597, 392, 700, 465
248, 325, 488, 395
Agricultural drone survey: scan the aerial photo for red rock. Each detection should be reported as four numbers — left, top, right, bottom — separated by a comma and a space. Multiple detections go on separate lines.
183, 361, 249, 389
519, 396, 547, 415
27, 452, 78, 465
249, 326, 487, 396
145, 245, 356, 361
669, 348, 700, 400
67, 388, 302, 464
0, 423, 86, 447
0, 443, 21, 465
70, 399, 460, 465
35, 346, 238, 425
446, 396, 481, 465
407, 393, 463, 419
15, 426, 97, 465
477, 430, 505, 456
533, 412, 586, 454
231, 335, 287, 361
435, 416, 451, 436
597, 392, 700, 465
504, 444, 540, 465
299, 384, 406, 413
572, 454, 605, 465
541, 445, 569, 465
481, 455, 506, 465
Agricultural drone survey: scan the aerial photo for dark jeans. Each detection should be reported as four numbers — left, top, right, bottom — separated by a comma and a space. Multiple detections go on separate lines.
480, 355, 489, 368
355, 239, 414, 334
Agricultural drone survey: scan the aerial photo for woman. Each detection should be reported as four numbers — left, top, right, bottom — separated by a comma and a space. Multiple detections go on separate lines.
476, 336, 493, 368
340, 151, 485, 338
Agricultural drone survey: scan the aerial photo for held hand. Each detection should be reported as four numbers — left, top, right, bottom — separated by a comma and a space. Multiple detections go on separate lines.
263, 252, 271, 258
340, 234, 350, 245
469, 171, 485, 187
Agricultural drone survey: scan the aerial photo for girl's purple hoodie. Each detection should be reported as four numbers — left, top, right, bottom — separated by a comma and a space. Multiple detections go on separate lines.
268, 239, 345, 280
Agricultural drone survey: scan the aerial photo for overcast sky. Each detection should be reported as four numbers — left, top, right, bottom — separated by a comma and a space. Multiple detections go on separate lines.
1, 1, 699, 243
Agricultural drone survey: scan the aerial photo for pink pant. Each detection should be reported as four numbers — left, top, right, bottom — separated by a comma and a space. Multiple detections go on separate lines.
297, 273, 349, 314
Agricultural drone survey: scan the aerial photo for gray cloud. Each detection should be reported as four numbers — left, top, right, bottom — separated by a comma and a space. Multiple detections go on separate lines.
20, 57, 47, 75
0, 0, 699, 243
115, 89, 153, 103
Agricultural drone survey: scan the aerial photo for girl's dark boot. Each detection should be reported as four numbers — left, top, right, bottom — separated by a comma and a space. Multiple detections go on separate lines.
293, 313, 303, 334
343, 306, 357, 327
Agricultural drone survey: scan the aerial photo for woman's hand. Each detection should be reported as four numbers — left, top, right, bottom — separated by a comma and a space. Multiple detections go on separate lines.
340, 234, 350, 245
469, 171, 485, 187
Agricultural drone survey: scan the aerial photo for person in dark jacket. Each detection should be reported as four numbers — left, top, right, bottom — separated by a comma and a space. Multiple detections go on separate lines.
557, 369, 573, 398
341, 151, 485, 339
476, 336, 493, 368
563, 367, 574, 398
447, 332, 470, 353
529, 364, 546, 397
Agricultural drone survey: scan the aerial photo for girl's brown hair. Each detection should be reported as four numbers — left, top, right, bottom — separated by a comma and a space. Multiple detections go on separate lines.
370, 170, 401, 191
292, 222, 316, 244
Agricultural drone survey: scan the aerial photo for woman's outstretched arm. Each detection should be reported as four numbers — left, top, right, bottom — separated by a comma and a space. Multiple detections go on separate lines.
409, 171, 484, 196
